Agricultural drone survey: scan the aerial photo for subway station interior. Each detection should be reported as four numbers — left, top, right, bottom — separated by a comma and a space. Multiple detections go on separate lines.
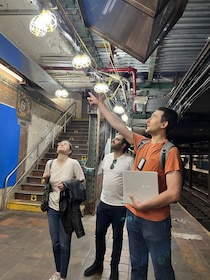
0, 1, 210, 279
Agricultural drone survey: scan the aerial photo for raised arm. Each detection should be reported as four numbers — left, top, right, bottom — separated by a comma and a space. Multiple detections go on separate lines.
87, 92, 134, 144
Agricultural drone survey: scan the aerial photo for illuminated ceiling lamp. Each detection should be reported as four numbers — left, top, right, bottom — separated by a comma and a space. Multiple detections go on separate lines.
29, 9, 57, 37
72, 53, 91, 69
55, 89, 68, 98
121, 114, 128, 123
94, 81, 109, 94
113, 104, 125, 114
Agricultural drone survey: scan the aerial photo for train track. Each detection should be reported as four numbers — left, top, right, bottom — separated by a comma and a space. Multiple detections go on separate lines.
179, 187, 210, 231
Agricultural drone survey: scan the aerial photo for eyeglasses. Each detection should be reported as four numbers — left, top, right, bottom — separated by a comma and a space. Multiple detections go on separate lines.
110, 159, 117, 169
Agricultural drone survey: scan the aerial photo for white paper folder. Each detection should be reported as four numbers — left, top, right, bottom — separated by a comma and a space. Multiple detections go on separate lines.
123, 171, 159, 204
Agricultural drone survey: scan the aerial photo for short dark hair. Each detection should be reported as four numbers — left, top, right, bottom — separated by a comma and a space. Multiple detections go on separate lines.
121, 138, 130, 153
157, 107, 178, 134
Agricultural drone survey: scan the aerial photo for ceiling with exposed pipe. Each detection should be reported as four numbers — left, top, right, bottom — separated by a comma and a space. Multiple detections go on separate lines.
0, 0, 210, 146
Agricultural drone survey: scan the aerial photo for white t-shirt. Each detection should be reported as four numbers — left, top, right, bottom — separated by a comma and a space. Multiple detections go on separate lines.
101, 152, 134, 206
44, 158, 85, 211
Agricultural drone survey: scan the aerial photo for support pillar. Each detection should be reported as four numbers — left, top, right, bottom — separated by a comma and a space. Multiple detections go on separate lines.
85, 106, 100, 214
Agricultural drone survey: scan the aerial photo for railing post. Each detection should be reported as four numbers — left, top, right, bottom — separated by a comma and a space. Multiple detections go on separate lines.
64, 115, 67, 132
85, 109, 100, 214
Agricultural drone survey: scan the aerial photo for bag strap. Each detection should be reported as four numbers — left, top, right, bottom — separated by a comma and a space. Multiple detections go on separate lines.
160, 142, 175, 170
137, 139, 175, 169
137, 139, 150, 150
49, 159, 53, 169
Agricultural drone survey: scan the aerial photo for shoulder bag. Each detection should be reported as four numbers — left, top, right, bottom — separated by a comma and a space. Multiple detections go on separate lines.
40, 160, 53, 212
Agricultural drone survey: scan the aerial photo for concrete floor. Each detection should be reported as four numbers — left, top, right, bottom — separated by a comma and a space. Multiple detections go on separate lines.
0, 203, 209, 280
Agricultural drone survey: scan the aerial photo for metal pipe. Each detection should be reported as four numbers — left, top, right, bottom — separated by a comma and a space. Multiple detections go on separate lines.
42, 66, 138, 111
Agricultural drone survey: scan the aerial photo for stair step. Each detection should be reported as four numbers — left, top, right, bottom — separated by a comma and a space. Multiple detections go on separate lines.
7, 199, 43, 213
40, 155, 87, 165
26, 176, 43, 184
21, 183, 44, 192
15, 190, 43, 201
37, 164, 45, 170
32, 170, 43, 176
7, 199, 85, 214
57, 136, 88, 142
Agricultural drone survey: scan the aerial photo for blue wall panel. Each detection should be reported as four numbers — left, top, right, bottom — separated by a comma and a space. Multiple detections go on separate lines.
0, 103, 20, 188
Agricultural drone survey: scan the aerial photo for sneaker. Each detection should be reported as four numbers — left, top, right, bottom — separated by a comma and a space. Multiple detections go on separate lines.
84, 261, 103, 276
49, 272, 60, 280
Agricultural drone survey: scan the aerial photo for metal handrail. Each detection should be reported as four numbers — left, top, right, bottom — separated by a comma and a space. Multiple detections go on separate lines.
2, 101, 77, 210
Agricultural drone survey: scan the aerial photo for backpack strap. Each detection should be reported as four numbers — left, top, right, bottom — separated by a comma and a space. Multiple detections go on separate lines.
137, 139, 175, 170
137, 139, 150, 150
160, 141, 175, 170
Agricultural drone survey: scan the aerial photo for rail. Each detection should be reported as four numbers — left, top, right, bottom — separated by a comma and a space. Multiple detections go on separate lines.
2, 101, 77, 210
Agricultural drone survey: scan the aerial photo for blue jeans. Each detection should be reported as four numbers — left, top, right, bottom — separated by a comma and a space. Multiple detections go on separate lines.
126, 210, 175, 280
95, 200, 126, 266
47, 207, 72, 278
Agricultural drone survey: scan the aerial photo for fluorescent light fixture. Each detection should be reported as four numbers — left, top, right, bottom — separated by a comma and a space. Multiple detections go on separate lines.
72, 53, 91, 69
0, 63, 23, 82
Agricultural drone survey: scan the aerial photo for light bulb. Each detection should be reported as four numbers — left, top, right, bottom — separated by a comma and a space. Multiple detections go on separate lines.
72, 53, 91, 69
94, 82, 109, 93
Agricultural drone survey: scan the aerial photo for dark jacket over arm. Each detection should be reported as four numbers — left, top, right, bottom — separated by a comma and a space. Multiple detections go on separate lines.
59, 180, 86, 238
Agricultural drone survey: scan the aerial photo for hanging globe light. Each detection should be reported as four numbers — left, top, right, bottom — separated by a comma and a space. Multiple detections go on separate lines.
55, 89, 68, 98
29, 10, 57, 37
113, 104, 125, 114
29, 14, 47, 37
94, 82, 109, 94
121, 114, 128, 123
42, 10, 57, 32
72, 53, 91, 69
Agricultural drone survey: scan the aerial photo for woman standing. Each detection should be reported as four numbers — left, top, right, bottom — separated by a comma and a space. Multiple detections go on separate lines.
43, 140, 85, 280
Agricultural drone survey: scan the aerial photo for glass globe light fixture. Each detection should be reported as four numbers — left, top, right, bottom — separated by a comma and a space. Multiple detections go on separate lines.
55, 89, 68, 98
29, 9, 57, 37
29, 14, 47, 37
94, 82, 109, 94
121, 114, 128, 123
113, 104, 125, 114
72, 53, 91, 69
42, 10, 57, 32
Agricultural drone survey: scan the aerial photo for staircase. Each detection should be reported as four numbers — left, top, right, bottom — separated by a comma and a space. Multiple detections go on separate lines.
7, 119, 89, 212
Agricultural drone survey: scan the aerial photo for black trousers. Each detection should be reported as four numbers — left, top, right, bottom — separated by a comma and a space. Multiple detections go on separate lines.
95, 200, 126, 266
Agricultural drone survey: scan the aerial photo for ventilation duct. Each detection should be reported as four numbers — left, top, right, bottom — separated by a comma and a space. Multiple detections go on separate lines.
78, 0, 188, 63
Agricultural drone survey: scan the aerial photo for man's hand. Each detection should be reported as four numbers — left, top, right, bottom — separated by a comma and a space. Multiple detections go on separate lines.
87, 92, 101, 107
128, 194, 147, 211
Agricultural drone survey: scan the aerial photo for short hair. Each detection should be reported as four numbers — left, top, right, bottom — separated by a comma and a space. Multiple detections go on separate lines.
157, 107, 178, 134
121, 138, 130, 153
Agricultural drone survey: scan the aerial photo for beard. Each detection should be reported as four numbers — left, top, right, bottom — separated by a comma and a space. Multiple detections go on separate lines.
111, 143, 122, 152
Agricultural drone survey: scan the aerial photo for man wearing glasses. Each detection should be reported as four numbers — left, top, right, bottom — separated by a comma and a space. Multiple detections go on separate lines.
84, 133, 134, 280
